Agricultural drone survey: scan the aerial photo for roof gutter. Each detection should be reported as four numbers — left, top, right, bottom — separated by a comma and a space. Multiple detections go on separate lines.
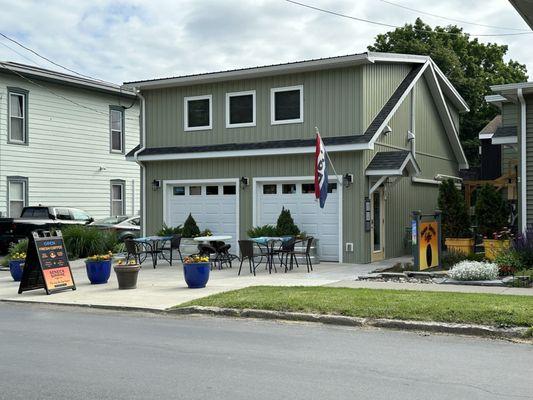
517, 88, 527, 233
133, 89, 147, 236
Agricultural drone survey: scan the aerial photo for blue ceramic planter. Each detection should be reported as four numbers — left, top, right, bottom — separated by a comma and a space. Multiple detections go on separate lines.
183, 262, 210, 288
9, 260, 24, 282
85, 260, 112, 284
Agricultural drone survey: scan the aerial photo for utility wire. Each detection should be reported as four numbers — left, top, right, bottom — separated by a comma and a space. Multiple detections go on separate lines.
285, 0, 533, 37
0, 31, 118, 86
0, 39, 44, 67
378, 0, 530, 31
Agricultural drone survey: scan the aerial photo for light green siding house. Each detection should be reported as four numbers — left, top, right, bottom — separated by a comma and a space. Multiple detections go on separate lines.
125, 52, 468, 264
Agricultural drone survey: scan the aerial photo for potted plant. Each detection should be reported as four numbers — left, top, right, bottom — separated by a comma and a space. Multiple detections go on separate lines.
113, 259, 140, 289
475, 184, 510, 260
183, 255, 210, 288
85, 252, 112, 284
9, 252, 26, 282
438, 179, 473, 254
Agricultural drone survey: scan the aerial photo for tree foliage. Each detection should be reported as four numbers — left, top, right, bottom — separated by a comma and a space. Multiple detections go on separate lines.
182, 213, 201, 238
438, 179, 471, 238
474, 184, 508, 237
276, 207, 300, 236
368, 18, 528, 165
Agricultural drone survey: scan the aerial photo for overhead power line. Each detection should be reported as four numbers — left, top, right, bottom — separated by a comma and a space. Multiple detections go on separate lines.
284, 0, 533, 37
0, 31, 117, 86
378, 0, 530, 32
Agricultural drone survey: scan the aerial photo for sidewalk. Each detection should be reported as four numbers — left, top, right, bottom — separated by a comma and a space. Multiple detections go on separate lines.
0, 256, 531, 312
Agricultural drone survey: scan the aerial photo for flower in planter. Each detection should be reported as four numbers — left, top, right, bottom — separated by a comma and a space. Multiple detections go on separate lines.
491, 227, 513, 241
115, 259, 138, 266
86, 251, 113, 262
183, 255, 209, 264
11, 252, 26, 261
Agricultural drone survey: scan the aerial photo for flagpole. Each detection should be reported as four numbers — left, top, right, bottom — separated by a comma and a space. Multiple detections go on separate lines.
315, 126, 343, 185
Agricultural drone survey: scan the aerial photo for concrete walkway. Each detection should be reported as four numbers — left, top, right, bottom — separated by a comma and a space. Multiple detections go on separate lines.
0, 256, 531, 311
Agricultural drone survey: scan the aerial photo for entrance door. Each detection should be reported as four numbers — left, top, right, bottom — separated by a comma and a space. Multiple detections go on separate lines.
370, 188, 385, 262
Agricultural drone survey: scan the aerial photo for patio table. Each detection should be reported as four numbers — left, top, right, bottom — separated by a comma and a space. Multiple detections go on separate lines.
133, 236, 172, 268
251, 237, 292, 273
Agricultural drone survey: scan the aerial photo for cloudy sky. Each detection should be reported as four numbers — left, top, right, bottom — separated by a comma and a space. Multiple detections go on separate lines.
0, 0, 530, 84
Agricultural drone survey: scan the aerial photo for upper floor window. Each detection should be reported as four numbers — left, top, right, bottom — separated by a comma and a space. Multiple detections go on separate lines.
184, 95, 212, 131
110, 106, 125, 153
271, 85, 303, 125
8, 88, 29, 144
226, 90, 256, 128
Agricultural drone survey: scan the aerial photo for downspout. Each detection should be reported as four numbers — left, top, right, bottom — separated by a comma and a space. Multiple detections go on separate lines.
517, 88, 527, 233
133, 89, 147, 236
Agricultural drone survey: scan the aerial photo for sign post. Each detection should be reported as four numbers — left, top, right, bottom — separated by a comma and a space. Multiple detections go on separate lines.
412, 210, 442, 271
18, 230, 76, 295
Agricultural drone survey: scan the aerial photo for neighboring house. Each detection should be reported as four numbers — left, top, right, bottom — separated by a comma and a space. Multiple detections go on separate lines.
124, 52, 468, 264
0, 62, 140, 219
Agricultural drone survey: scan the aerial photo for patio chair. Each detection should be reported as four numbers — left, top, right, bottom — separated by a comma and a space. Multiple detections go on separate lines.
237, 240, 265, 276
124, 238, 146, 265
161, 234, 183, 265
212, 241, 239, 269
291, 237, 314, 272
197, 243, 219, 270
276, 237, 299, 272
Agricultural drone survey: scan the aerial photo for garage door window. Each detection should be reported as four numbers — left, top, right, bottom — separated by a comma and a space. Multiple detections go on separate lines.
223, 185, 236, 195
263, 184, 277, 194
302, 183, 315, 194
282, 184, 296, 194
173, 186, 185, 196
206, 186, 219, 195
328, 183, 337, 193
189, 186, 201, 195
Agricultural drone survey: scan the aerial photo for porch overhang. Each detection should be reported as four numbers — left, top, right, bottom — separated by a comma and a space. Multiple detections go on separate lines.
365, 151, 421, 195
491, 125, 518, 145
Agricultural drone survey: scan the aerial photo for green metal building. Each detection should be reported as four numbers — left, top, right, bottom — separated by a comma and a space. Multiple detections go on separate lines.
125, 52, 468, 264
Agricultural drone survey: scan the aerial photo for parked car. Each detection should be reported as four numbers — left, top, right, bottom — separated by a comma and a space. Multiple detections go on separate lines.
0, 206, 93, 253
89, 216, 140, 241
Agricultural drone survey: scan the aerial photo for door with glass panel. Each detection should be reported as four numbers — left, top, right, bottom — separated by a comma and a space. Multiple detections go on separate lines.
370, 188, 385, 262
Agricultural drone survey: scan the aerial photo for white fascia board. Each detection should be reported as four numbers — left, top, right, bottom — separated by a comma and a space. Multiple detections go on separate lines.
366, 52, 429, 64
431, 61, 469, 112
425, 64, 469, 169
365, 169, 403, 176
491, 81, 533, 92
485, 94, 508, 103
134, 142, 371, 162
479, 133, 494, 140
367, 61, 430, 147
492, 136, 518, 145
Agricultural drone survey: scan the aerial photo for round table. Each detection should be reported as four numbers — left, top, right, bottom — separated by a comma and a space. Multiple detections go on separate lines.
193, 235, 232, 242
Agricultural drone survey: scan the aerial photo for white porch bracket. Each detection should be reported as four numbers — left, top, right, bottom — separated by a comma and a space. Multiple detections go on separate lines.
369, 176, 388, 196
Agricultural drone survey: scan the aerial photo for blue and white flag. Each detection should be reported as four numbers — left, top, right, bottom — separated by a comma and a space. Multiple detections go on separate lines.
314, 132, 328, 208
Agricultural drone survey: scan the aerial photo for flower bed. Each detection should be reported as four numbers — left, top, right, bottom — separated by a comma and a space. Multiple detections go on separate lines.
448, 261, 499, 281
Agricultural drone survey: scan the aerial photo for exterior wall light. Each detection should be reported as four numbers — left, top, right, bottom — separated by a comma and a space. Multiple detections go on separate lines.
240, 177, 249, 189
343, 173, 353, 188
152, 179, 161, 191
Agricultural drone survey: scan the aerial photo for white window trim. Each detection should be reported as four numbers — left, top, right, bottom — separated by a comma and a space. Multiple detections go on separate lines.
110, 108, 124, 153
225, 90, 256, 128
7, 178, 27, 218
270, 85, 303, 125
111, 181, 125, 216
9, 92, 26, 144
184, 94, 213, 132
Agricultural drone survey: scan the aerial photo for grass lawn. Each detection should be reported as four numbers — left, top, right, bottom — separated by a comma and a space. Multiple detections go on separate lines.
178, 286, 533, 327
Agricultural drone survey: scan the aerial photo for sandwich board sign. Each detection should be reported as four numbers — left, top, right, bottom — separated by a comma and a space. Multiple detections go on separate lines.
412, 210, 442, 271
18, 230, 76, 295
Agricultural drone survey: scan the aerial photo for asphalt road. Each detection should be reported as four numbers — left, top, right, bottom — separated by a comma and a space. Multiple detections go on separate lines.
0, 303, 531, 400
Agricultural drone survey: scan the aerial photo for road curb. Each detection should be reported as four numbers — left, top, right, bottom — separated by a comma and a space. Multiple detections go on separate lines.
170, 306, 531, 340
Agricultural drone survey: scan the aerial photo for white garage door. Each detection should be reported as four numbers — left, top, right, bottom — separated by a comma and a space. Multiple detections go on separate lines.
166, 182, 238, 249
257, 181, 340, 261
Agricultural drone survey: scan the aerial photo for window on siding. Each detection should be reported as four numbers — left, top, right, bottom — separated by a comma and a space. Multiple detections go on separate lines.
263, 184, 277, 194
271, 86, 303, 125
8, 90, 28, 144
184, 95, 212, 131
8, 178, 27, 217
111, 181, 125, 216
110, 107, 124, 152
226, 91, 255, 128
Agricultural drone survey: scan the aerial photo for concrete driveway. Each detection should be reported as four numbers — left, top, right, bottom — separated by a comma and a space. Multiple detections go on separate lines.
0, 257, 378, 310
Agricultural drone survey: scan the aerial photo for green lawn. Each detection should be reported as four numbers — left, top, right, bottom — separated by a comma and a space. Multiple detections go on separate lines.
178, 286, 533, 327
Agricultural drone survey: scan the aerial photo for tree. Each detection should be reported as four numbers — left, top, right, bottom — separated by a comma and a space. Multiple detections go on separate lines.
276, 207, 300, 236
368, 18, 528, 165
438, 179, 471, 238
182, 213, 200, 238
475, 184, 508, 238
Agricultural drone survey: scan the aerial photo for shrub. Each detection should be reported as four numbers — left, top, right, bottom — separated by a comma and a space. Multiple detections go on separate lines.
157, 223, 182, 236
475, 184, 509, 238
182, 214, 201, 238
247, 225, 279, 238
276, 207, 300, 236
61, 225, 117, 259
438, 179, 471, 239
448, 261, 499, 281
514, 227, 533, 269
494, 250, 523, 276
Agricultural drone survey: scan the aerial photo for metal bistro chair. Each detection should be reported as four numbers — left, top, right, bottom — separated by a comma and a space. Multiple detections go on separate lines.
291, 237, 314, 272
124, 238, 147, 265
161, 235, 184, 265
276, 237, 299, 272
212, 241, 238, 269
238, 240, 266, 276
197, 243, 219, 270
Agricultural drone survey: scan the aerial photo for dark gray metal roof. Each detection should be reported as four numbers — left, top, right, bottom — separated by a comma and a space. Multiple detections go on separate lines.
492, 125, 517, 139
366, 151, 411, 171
